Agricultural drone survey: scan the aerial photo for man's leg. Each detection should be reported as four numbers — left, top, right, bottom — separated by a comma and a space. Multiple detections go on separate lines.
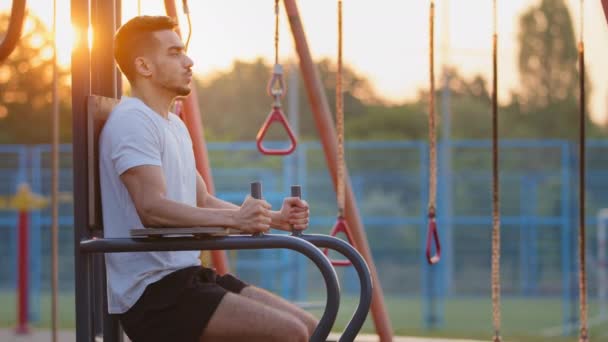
200, 292, 309, 342
240, 286, 319, 336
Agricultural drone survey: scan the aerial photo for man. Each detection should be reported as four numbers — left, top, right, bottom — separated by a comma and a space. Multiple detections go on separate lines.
99, 15, 317, 342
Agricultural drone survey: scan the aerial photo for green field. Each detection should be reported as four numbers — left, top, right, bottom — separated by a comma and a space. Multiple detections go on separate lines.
1, 292, 605, 341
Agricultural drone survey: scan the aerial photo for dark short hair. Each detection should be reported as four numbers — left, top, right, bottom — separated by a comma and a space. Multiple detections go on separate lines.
114, 16, 178, 83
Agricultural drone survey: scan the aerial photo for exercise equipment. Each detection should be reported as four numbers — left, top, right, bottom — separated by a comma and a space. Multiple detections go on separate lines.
426, 0, 441, 266
577, 1, 588, 340
323, 0, 356, 267
0, 0, 26, 63
256, 0, 297, 156
491, 1, 501, 341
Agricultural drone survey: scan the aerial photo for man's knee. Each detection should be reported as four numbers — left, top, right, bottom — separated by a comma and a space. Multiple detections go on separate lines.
272, 317, 309, 342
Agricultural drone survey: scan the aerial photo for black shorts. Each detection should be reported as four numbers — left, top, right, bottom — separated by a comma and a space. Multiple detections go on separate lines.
119, 266, 248, 342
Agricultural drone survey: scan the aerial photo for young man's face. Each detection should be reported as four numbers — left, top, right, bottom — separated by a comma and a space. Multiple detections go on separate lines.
147, 29, 193, 97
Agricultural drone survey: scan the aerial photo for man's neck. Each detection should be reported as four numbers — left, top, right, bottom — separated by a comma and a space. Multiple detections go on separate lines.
131, 84, 173, 119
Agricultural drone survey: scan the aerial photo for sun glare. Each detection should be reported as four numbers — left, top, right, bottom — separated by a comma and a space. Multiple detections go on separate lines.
55, 24, 75, 67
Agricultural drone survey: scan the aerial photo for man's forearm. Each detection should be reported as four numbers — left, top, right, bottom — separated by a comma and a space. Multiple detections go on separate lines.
202, 195, 240, 210
142, 197, 237, 228
203, 195, 289, 231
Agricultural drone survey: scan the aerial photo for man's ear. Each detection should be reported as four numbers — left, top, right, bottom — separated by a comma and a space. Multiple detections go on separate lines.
134, 56, 153, 78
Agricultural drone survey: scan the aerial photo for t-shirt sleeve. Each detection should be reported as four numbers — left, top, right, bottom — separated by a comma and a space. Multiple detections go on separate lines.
110, 113, 162, 175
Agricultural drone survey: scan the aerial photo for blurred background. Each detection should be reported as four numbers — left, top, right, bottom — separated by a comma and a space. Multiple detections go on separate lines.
0, 0, 607, 341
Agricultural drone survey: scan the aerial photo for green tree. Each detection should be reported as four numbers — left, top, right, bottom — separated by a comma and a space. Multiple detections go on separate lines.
512, 0, 601, 138
195, 58, 377, 141
0, 12, 72, 144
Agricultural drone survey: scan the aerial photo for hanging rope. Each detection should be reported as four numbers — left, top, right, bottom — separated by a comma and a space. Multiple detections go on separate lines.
256, 0, 297, 155
51, 0, 60, 341
578, 1, 588, 341
322, 0, 355, 266
274, 0, 280, 65
337, 0, 344, 217
426, 0, 441, 265
491, 0, 501, 341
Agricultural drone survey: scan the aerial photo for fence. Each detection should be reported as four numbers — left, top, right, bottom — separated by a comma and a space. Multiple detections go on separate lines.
0, 140, 606, 333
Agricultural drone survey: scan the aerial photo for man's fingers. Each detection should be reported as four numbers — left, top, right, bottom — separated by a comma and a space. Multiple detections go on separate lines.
285, 197, 308, 208
292, 223, 308, 230
289, 211, 308, 219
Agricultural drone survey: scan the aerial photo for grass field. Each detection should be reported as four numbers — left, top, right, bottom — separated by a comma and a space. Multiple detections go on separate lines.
1, 291, 605, 341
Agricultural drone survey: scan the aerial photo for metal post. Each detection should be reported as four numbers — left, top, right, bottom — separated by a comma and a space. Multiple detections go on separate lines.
598, 209, 608, 319
71, 0, 93, 339
90, 0, 123, 340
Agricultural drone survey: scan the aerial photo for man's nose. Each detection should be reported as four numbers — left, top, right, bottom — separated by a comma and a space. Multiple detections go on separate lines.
184, 55, 194, 68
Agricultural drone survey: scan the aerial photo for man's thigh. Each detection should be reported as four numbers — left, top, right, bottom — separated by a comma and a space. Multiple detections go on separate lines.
239, 286, 319, 336
201, 292, 308, 342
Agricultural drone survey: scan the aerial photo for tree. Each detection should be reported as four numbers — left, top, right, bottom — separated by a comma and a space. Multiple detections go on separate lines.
195, 58, 378, 141
513, 0, 601, 138
0, 12, 72, 144
518, 0, 578, 109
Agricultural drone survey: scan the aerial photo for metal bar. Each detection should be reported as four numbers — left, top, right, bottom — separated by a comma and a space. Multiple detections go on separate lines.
80, 234, 340, 342
0, 0, 26, 62
71, 0, 93, 339
298, 234, 372, 342
283, 1, 393, 340
90, 0, 120, 339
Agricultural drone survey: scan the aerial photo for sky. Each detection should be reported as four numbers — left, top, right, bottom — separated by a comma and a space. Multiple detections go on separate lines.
4, 0, 608, 125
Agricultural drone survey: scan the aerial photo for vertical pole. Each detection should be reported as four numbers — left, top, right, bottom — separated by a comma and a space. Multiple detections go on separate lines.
598, 209, 608, 319
420, 144, 433, 329
16, 210, 29, 334
286, 63, 300, 300
439, 0, 452, 317
163, 0, 229, 275
71, 0, 93, 340
51, 0, 60, 340
91, 0, 123, 340
283, 1, 393, 340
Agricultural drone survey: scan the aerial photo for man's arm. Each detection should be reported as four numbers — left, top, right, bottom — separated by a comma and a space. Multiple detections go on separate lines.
121, 165, 271, 233
195, 172, 307, 232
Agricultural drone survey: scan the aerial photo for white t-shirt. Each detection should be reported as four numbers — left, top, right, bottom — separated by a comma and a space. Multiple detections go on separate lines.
99, 96, 201, 314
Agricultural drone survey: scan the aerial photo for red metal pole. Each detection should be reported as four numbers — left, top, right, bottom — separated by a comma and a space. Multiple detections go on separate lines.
16, 210, 29, 334
603, 0, 608, 25
163, 0, 229, 274
283, 1, 394, 340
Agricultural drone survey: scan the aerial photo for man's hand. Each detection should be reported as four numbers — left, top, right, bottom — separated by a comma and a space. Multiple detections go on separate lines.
234, 196, 272, 234
272, 197, 310, 232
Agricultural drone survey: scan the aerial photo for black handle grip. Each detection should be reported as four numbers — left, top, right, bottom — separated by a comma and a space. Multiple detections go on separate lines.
251, 182, 262, 199
291, 185, 301, 199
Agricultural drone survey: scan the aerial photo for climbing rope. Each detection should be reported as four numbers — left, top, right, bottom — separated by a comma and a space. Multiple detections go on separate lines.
426, 0, 441, 265
322, 0, 355, 266
274, 0, 280, 66
337, 0, 344, 217
491, 0, 501, 341
578, 1, 588, 341
51, 2, 60, 342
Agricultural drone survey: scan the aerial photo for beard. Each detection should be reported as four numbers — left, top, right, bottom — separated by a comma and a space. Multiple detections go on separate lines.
174, 84, 191, 96
161, 82, 191, 97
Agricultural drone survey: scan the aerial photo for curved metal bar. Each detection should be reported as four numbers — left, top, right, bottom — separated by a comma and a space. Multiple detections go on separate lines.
297, 234, 372, 342
0, 0, 27, 63
80, 234, 339, 342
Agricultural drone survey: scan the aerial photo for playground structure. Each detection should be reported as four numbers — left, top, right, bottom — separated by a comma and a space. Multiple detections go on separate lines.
0, 0, 607, 341
67, 0, 382, 341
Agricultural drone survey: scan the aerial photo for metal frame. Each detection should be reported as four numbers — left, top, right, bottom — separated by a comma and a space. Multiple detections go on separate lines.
0, 0, 26, 62
71, 1, 372, 341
